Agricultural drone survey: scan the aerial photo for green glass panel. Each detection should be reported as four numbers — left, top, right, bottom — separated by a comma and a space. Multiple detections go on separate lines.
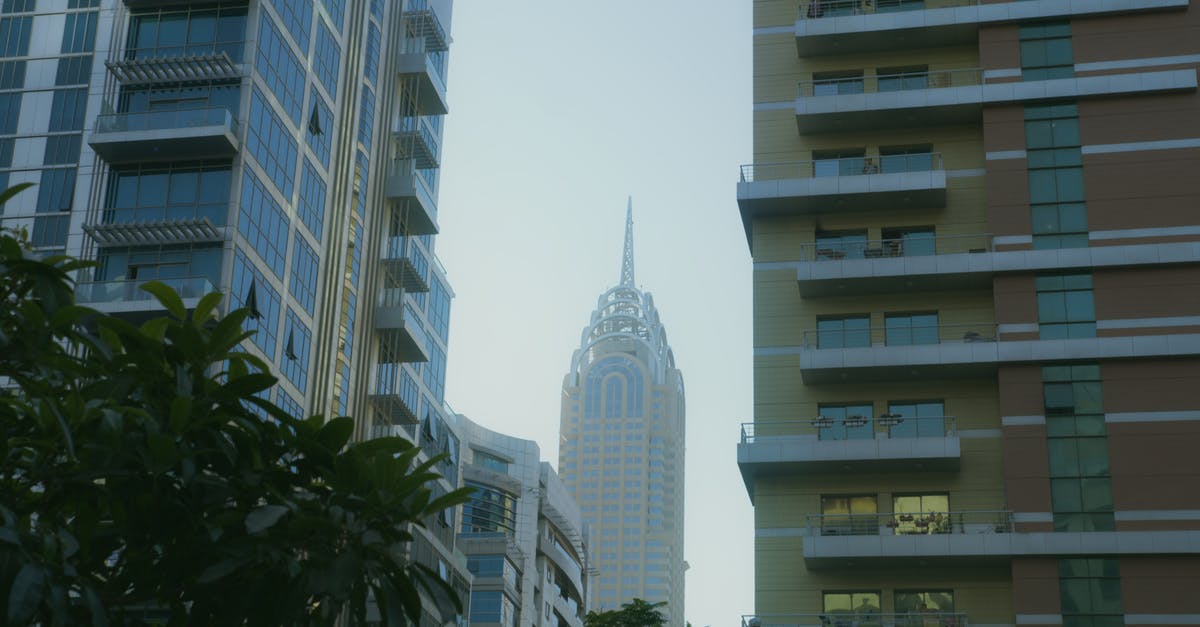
1076, 438, 1110, 476
1051, 478, 1083, 511
1038, 292, 1068, 323
1073, 382, 1104, 414
1026, 120, 1054, 149
1047, 439, 1081, 477
1052, 119, 1081, 146
1080, 477, 1113, 511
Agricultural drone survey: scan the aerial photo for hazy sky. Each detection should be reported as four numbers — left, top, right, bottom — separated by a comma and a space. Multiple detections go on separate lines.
435, 2, 755, 625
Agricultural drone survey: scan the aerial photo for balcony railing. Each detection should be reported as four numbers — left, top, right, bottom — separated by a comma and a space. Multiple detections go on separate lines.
799, 68, 983, 98
798, 0, 977, 19
741, 416, 956, 443
745, 613, 968, 627
75, 277, 215, 305
798, 233, 991, 261
100, 205, 228, 226
94, 107, 238, 136
740, 153, 942, 182
801, 321, 996, 349
804, 510, 1014, 536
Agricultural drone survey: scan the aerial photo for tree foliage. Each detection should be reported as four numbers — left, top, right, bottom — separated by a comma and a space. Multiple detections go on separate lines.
584, 598, 669, 627
0, 197, 471, 626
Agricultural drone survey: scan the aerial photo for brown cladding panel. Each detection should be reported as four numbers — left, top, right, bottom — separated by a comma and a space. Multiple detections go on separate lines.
998, 364, 1044, 416
1080, 93, 1200, 146
1084, 149, 1200, 233
1103, 361, 1200, 414
1012, 558, 1062, 615
1093, 267, 1200, 321
1120, 557, 1200, 615
1072, 10, 1200, 67
983, 105, 1027, 153
979, 24, 1021, 71
986, 163, 1032, 237
1108, 421, 1200, 511
994, 275, 1037, 326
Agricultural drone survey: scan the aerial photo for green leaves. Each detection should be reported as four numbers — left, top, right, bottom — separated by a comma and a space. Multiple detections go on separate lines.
0, 219, 464, 626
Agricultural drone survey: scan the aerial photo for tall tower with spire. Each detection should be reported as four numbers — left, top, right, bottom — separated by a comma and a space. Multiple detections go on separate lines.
558, 200, 687, 625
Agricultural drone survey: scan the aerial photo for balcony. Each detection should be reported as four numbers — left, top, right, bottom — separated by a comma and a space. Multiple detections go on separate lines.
397, 48, 449, 115
798, 320, 1200, 382
76, 277, 215, 319
381, 237, 431, 293
795, 68, 1196, 135
393, 116, 441, 170
797, 68, 982, 133
106, 50, 243, 86
796, 233, 992, 296
83, 206, 228, 247
402, 1, 449, 53
737, 155, 946, 239
386, 159, 439, 235
89, 108, 240, 163
800, 511, 1200, 567
794, 0, 1190, 57
744, 612, 968, 627
375, 293, 431, 364
739, 416, 959, 490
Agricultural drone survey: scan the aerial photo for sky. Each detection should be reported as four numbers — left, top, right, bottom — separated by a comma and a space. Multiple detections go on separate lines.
434, 2, 755, 625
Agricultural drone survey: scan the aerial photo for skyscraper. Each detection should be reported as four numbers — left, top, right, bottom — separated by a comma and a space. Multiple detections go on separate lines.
0, 0, 469, 622
740, 1, 1200, 626
559, 202, 687, 626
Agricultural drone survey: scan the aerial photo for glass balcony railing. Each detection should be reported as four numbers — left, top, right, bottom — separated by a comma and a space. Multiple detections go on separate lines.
94, 107, 238, 136
101, 204, 228, 226
740, 153, 942, 182
798, 0, 977, 19
75, 277, 215, 305
805, 510, 1014, 536
744, 612, 970, 627
741, 415, 956, 443
799, 68, 982, 98
801, 321, 996, 349
123, 41, 246, 63
799, 233, 991, 261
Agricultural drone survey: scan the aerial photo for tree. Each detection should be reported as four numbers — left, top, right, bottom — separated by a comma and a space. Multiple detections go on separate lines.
0, 185, 471, 626
584, 598, 669, 627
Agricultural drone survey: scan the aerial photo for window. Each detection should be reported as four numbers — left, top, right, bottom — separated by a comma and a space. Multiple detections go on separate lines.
881, 227, 935, 257
255, 14, 304, 124
885, 312, 938, 346
892, 493, 950, 535
885, 401, 946, 438
473, 450, 510, 474
1026, 103, 1087, 249
1021, 22, 1073, 81
105, 162, 230, 224
43, 135, 81, 165
817, 315, 870, 348
895, 591, 955, 615
1037, 274, 1095, 339
811, 70, 863, 96
469, 591, 516, 627
1059, 559, 1123, 627
323, 0, 345, 31
312, 19, 340, 96
363, 21, 380, 85
0, 59, 23, 88
880, 145, 934, 173
823, 592, 881, 616
49, 89, 87, 131
36, 168, 75, 213
271, 0, 312, 53
877, 65, 928, 92
0, 93, 17, 133
279, 308, 311, 393
1044, 365, 1113, 532
55, 55, 90, 85
238, 170, 290, 279
1, 1, 34, 13
357, 85, 375, 151
461, 482, 518, 535
289, 235, 318, 315
813, 148, 865, 177
61, 11, 97, 53
306, 96, 332, 168
126, 4, 247, 61
816, 403, 873, 441
815, 229, 868, 260
819, 495, 877, 536
276, 391, 302, 419
230, 249, 281, 357
247, 88, 298, 198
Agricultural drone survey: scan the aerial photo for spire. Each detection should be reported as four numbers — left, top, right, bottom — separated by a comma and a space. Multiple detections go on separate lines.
620, 196, 635, 287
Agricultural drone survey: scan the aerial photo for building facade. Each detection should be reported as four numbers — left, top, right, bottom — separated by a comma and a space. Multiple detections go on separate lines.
740, 1, 1200, 626
558, 203, 687, 626
452, 414, 590, 627
0, 0, 469, 623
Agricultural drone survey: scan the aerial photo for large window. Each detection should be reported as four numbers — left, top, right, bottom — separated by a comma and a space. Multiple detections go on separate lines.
881, 227, 935, 257
127, 3, 247, 61
230, 249, 281, 358
892, 493, 950, 535
1037, 274, 1095, 339
1043, 365, 1113, 532
885, 312, 938, 346
886, 401, 946, 438
118, 83, 240, 116
823, 591, 881, 617
815, 229, 868, 260
895, 590, 955, 616
247, 88, 299, 198
106, 162, 230, 224
820, 495, 877, 536
1020, 22, 1073, 81
816, 403, 873, 441
238, 169, 291, 279
877, 65, 928, 92
461, 481, 518, 535
817, 315, 870, 348
880, 145, 934, 174
96, 244, 222, 288
467, 555, 520, 590
473, 450, 510, 475
1026, 103, 1087, 249
811, 70, 863, 96
1059, 559, 1123, 627
289, 235, 318, 315
271, 0, 312, 53
813, 148, 865, 177
469, 590, 517, 627
255, 14, 304, 124
279, 308, 311, 393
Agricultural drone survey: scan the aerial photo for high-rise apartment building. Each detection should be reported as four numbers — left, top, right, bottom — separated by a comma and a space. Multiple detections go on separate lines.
0, 0, 470, 623
451, 413, 591, 627
559, 203, 687, 626
740, 1, 1200, 626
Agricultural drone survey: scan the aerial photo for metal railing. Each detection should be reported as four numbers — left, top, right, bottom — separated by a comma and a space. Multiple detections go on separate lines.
744, 612, 969, 627
382, 236, 431, 277
75, 277, 215, 304
741, 416, 956, 443
124, 41, 245, 63
804, 510, 1014, 536
100, 205, 228, 226
741, 153, 942, 182
94, 107, 238, 135
798, 233, 991, 261
799, 68, 982, 97
394, 115, 441, 160
801, 321, 996, 349
798, 0, 979, 19
398, 41, 449, 96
